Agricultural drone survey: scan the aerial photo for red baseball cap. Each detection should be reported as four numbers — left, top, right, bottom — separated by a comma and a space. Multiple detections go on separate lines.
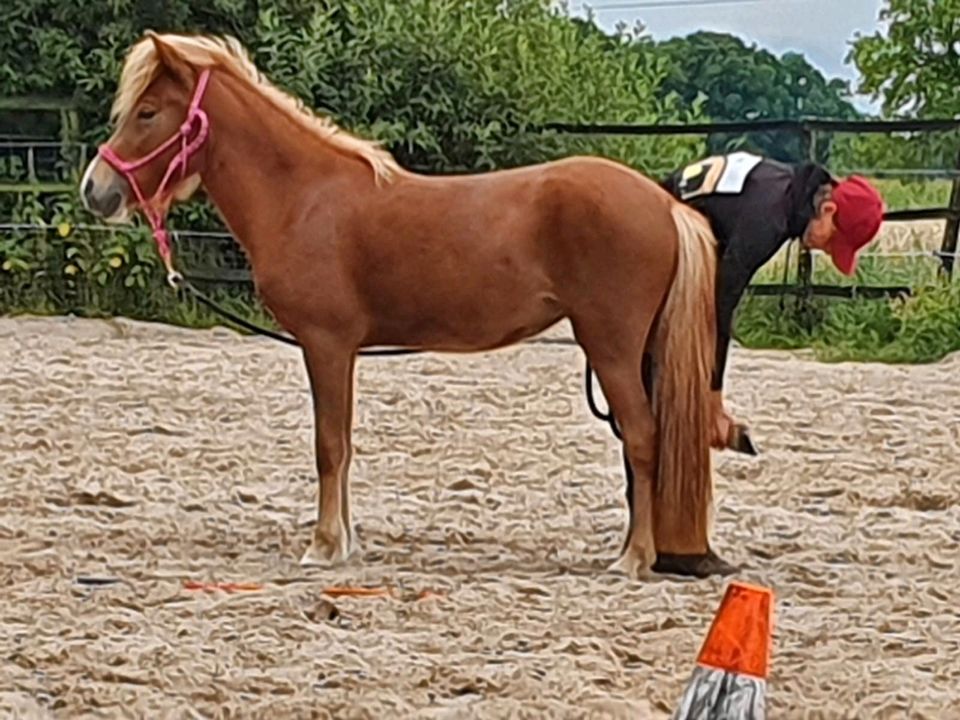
828, 176, 885, 276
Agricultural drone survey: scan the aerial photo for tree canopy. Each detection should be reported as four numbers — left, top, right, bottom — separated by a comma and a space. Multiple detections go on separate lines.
656, 31, 861, 162
850, 0, 960, 119
844, 0, 960, 173
0, 0, 704, 177
1, 1, 865, 176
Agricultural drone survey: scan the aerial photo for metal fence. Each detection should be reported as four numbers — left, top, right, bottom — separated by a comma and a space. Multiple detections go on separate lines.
0, 97, 82, 193
546, 117, 960, 299
2, 114, 960, 303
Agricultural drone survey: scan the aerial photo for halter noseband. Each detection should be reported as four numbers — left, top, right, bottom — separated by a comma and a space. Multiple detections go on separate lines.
97, 68, 212, 286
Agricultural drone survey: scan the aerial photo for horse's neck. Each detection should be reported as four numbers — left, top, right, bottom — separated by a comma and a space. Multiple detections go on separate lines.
198, 74, 364, 258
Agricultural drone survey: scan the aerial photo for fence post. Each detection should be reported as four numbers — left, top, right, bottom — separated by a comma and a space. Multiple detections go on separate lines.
939, 148, 960, 279
794, 123, 816, 328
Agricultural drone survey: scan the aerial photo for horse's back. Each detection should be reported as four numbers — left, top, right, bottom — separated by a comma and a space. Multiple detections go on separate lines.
529, 155, 680, 282
325, 154, 684, 350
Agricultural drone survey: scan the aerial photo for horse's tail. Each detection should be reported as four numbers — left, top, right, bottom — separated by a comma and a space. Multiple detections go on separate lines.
651, 201, 718, 553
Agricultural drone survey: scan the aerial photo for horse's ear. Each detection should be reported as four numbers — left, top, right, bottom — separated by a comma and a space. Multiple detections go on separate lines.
145, 30, 194, 88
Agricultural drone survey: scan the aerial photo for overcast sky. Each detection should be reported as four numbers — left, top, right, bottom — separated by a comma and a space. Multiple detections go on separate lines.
567, 0, 887, 112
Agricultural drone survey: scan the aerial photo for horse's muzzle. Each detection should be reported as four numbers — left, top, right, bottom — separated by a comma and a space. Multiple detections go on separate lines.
80, 157, 130, 221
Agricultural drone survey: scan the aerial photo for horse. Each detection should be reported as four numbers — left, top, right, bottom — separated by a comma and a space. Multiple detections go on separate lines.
80, 31, 734, 579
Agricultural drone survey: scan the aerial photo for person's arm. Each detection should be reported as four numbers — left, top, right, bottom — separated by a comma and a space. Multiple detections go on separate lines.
712, 242, 754, 391
711, 217, 788, 391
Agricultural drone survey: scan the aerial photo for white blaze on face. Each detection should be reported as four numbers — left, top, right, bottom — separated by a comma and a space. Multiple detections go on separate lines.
79, 155, 133, 224
79, 155, 100, 213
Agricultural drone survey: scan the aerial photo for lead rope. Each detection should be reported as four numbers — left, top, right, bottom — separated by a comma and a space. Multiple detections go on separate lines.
584, 361, 633, 546
171, 264, 627, 402
169, 273, 419, 356
584, 363, 622, 440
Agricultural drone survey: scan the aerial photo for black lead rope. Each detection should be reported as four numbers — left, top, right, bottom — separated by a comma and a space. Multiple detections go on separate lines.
177, 279, 420, 356
178, 276, 587, 358
584, 363, 622, 441
181, 276, 624, 428
180, 280, 300, 347
179, 274, 635, 522
585, 363, 634, 534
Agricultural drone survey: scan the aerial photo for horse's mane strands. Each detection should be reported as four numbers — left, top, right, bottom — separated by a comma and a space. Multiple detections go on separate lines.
111, 32, 400, 184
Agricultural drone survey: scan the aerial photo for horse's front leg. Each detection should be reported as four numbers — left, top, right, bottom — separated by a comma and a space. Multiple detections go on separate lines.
299, 337, 357, 566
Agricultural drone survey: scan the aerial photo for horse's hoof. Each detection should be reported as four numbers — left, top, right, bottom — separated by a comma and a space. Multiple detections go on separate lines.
652, 549, 739, 578
609, 546, 655, 580
730, 424, 759, 456
299, 529, 351, 567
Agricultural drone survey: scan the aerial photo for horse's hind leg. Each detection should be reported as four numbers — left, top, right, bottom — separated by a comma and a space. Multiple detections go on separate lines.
575, 326, 658, 578
612, 351, 656, 554
298, 337, 357, 566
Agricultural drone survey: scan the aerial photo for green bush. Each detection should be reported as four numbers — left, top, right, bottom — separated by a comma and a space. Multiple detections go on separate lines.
735, 274, 960, 365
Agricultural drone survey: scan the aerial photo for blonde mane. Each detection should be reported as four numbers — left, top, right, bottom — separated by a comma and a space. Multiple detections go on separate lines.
111, 32, 400, 183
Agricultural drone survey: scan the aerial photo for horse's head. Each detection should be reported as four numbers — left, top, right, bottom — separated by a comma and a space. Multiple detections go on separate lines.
81, 32, 207, 224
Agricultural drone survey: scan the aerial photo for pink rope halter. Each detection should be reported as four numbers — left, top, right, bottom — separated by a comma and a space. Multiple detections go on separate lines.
97, 68, 212, 286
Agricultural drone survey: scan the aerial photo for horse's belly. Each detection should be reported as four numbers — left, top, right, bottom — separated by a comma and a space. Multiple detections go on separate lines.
361, 258, 563, 351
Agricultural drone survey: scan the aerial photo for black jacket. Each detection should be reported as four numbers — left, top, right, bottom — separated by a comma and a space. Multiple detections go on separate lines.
660, 157, 833, 390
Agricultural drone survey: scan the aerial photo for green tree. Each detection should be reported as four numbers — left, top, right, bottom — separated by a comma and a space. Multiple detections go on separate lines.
845, 0, 960, 176
656, 31, 861, 162
850, 0, 960, 119
0, 0, 702, 172
243, 0, 705, 174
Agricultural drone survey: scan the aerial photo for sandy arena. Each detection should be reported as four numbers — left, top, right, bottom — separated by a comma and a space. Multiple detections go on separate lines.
1, 314, 958, 719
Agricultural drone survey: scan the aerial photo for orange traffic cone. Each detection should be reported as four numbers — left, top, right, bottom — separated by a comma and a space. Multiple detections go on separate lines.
672, 581, 774, 720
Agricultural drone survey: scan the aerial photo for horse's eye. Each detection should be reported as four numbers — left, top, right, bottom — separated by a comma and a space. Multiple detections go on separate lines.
138, 108, 157, 120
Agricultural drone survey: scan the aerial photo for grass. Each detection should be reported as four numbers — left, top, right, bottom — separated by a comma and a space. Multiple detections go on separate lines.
871, 178, 953, 216
734, 239, 960, 364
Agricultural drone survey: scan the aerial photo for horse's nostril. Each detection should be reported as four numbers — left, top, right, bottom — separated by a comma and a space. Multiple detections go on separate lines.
101, 190, 123, 217
83, 178, 94, 200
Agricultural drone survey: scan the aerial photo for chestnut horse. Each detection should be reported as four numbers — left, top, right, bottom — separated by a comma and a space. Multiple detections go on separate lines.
81, 32, 729, 578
